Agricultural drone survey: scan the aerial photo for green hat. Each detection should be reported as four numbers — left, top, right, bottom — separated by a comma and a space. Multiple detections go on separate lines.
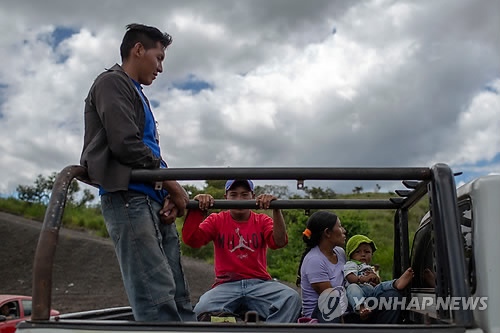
346, 235, 377, 259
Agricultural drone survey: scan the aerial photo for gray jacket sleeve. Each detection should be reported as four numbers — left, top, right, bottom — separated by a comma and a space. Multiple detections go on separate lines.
93, 73, 161, 169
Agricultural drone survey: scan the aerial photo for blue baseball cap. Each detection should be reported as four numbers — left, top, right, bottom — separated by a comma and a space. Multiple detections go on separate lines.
225, 180, 254, 192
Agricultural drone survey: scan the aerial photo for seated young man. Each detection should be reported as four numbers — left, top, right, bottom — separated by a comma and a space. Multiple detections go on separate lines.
182, 179, 301, 323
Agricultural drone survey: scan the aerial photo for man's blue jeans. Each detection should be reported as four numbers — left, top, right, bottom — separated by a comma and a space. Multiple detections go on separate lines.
101, 191, 196, 322
194, 279, 302, 323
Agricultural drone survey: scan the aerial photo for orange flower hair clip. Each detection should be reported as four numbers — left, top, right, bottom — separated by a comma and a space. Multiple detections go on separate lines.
303, 228, 312, 239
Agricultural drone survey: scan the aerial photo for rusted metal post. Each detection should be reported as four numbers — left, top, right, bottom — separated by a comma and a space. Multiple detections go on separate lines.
32, 165, 88, 320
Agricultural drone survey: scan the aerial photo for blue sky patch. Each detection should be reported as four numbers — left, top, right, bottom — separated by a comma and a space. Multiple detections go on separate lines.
484, 84, 499, 94
150, 99, 160, 108
173, 74, 214, 94
454, 152, 500, 186
51, 26, 79, 49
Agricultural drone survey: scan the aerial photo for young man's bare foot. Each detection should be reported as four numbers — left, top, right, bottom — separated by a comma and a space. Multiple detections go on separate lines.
359, 306, 372, 320
393, 267, 414, 290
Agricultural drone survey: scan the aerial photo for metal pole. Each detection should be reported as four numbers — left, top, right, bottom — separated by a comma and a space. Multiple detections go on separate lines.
430, 163, 472, 326
187, 199, 400, 210
32, 165, 87, 320
131, 167, 431, 182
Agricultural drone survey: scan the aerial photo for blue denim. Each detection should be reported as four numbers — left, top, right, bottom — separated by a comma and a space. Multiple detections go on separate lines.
101, 191, 196, 322
346, 280, 395, 310
194, 279, 301, 323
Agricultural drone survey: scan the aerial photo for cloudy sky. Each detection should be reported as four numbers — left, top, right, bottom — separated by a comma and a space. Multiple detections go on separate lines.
0, 0, 498, 196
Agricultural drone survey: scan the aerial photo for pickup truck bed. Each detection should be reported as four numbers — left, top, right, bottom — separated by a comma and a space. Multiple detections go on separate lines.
18, 164, 488, 332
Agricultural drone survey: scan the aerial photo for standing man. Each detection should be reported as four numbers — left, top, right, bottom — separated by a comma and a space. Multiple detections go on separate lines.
80, 24, 195, 322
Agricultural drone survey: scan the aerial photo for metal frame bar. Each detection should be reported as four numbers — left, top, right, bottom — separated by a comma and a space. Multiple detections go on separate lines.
32, 165, 88, 320
186, 199, 400, 210
393, 208, 410, 278
429, 164, 473, 326
130, 167, 432, 182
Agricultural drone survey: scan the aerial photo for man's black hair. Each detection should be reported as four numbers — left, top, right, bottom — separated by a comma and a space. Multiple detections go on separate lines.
120, 23, 173, 61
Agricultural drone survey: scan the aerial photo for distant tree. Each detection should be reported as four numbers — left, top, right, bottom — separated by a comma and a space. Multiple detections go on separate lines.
76, 189, 96, 208
254, 185, 290, 198
352, 186, 363, 194
17, 174, 53, 203
182, 184, 204, 198
375, 184, 381, 193
204, 180, 226, 199
304, 186, 336, 199
17, 172, 93, 206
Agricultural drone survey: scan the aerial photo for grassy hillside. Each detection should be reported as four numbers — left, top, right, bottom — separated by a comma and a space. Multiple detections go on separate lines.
0, 197, 108, 237
1, 192, 429, 283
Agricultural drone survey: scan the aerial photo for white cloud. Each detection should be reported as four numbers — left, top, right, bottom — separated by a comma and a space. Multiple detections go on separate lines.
0, 0, 499, 195
431, 79, 500, 167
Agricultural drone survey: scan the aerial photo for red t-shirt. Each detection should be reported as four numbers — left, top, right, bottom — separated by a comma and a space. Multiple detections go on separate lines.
182, 210, 288, 287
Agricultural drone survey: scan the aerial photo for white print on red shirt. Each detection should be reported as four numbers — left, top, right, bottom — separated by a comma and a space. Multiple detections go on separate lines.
230, 228, 255, 253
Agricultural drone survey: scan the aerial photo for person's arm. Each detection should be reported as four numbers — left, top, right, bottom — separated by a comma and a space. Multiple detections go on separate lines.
303, 255, 339, 295
311, 281, 333, 295
346, 272, 360, 284
256, 194, 287, 248
159, 181, 189, 224
182, 195, 216, 248
271, 208, 286, 247
346, 271, 373, 284
94, 73, 161, 168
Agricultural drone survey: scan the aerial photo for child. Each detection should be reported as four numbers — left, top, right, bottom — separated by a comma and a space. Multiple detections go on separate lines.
344, 235, 414, 320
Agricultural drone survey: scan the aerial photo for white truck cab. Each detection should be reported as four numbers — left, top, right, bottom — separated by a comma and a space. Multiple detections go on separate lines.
458, 175, 500, 333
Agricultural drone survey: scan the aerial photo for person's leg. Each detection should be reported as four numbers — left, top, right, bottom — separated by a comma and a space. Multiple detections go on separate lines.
373, 289, 402, 324
153, 199, 196, 322
373, 280, 397, 297
193, 280, 245, 316
101, 192, 188, 322
244, 279, 301, 323
346, 283, 373, 311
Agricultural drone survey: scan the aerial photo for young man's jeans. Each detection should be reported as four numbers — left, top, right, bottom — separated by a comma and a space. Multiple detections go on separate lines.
101, 191, 196, 322
346, 280, 396, 311
194, 279, 301, 323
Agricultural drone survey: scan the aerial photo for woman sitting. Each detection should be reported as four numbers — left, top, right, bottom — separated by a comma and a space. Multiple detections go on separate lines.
296, 211, 347, 322
296, 211, 403, 323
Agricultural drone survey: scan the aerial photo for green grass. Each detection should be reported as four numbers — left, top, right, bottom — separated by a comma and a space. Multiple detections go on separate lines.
1, 192, 429, 284
0, 197, 107, 237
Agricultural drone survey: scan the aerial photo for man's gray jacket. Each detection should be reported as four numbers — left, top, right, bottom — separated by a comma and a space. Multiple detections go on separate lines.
80, 64, 162, 192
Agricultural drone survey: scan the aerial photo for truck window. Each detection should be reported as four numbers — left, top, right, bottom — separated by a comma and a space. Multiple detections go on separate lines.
1, 301, 20, 319
22, 299, 32, 317
410, 218, 436, 289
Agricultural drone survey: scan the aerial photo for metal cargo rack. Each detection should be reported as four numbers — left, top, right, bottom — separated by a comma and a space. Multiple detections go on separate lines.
30, 163, 472, 328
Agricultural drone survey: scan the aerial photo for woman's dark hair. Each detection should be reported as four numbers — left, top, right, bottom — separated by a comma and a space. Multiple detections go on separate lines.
120, 23, 173, 61
296, 211, 338, 286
